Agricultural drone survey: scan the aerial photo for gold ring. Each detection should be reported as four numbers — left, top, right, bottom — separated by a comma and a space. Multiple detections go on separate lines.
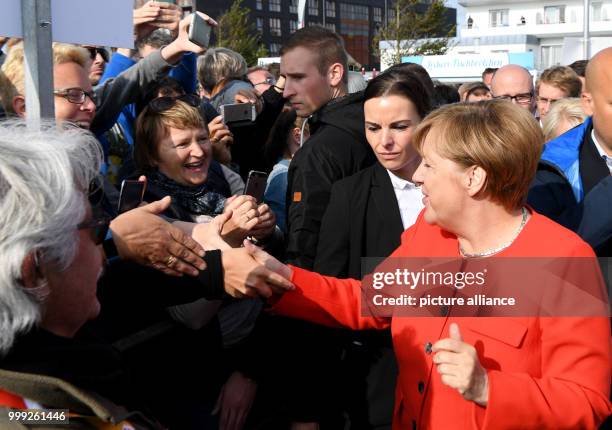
166, 255, 177, 267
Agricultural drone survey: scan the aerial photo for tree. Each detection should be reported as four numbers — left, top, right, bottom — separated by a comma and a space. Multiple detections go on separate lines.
214, 0, 268, 66
372, 0, 456, 67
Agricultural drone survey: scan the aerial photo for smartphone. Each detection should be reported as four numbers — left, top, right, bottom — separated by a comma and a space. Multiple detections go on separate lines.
244, 171, 268, 204
159, 0, 176, 3
220, 103, 257, 125
118, 180, 145, 214
188, 13, 212, 48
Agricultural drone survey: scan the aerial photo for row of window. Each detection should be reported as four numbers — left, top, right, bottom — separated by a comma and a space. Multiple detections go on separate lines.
256, 17, 338, 37
254, 0, 383, 22
484, 3, 608, 28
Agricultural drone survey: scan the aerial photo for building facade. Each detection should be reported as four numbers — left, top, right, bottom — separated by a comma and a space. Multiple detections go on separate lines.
457, 0, 612, 69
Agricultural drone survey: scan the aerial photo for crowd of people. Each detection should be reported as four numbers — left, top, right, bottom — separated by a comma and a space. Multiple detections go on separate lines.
0, 1, 610, 429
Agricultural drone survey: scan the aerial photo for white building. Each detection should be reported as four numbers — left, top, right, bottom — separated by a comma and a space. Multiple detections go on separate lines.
459, 0, 612, 69
380, 1, 612, 82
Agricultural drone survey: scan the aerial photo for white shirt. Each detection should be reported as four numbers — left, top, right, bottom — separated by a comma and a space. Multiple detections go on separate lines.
386, 170, 424, 230
591, 130, 612, 174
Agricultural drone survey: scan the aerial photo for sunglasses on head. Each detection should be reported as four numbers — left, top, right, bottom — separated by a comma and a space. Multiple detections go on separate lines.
88, 47, 109, 63
148, 94, 201, 113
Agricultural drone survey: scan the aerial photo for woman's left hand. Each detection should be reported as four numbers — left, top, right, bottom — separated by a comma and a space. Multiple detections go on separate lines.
249, 203, 276, 240
432, 323, 489, 406
212, 371, 257, 430
208, 115, 234, 146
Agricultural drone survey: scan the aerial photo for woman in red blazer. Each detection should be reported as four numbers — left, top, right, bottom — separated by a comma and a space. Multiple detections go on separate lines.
243, 100, 612, 429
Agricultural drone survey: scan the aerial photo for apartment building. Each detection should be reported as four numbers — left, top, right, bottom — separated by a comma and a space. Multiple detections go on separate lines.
458, 0, 612, 69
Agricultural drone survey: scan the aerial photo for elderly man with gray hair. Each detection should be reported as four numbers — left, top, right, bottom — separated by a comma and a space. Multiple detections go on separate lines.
0, 121, 292, 427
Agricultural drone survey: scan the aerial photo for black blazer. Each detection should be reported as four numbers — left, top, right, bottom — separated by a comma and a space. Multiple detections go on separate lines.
314, 162, 405, 279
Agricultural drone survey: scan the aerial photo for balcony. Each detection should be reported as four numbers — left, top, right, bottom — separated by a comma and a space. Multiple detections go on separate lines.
461, 19, 612, 38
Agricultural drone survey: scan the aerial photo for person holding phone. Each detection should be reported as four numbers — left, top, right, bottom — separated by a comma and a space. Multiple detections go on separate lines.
133, 96, 278, 428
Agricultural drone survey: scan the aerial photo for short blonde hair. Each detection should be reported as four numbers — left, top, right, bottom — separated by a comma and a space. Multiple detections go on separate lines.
536, 66, 582, 98
134, 100, 206, 170
0, 43, 89, 114
413, 100, 543, 211
542, 98, 586, 142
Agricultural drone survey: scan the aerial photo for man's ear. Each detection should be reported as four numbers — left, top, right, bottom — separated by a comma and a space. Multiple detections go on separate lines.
581, 91, 593, 116
20, 252, 41, 290
12, 95, 26, 117
465, 165, 487, 197
328, 62, 344, 88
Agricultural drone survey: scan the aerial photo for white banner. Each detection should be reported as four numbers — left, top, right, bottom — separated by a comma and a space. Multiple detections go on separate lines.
0, 0, 133, 48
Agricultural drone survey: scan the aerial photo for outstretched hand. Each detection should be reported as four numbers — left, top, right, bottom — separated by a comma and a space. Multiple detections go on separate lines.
110, 196, 207, 277
221, 243, 293, 298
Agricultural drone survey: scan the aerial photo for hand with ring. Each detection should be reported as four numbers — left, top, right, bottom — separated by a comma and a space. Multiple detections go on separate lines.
248, 203, 276, 240
220, 195, 259, 247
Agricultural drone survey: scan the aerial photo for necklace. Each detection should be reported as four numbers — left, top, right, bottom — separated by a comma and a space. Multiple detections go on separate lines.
459, 207, 529, 258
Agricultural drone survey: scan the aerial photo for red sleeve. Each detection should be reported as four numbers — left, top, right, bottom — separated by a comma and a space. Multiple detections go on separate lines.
271, 266, 390, 330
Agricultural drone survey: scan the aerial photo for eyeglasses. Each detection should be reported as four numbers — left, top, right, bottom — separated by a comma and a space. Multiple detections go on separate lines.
54, 88, 96, 105
88, 47, 109, 63
148, 94, 201, 113
78, 217, 111, 245
493, 93, 533, 105
253, 77, 276, 87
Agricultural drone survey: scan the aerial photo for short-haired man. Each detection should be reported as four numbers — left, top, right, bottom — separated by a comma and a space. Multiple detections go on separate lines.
247, 66, 276, 95
528, 47, 612, 256
278, 25, 375, 429
482, 67, 498, 88
281, 26, 374, 268
490, 64, 536, 115
568, 59, 588, 89
536, 66, 582, 120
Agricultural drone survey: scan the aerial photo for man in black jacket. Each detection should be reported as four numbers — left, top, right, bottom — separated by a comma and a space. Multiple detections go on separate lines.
281, 26, 375, 269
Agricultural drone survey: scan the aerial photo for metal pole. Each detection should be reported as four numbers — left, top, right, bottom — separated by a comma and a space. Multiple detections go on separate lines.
583, 0, 590, 59
21, 0, 55, 129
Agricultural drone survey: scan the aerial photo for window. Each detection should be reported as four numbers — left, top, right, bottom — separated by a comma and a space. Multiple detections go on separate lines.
308, 0, 319, 16
269, 18, 281, 36
326, 1, 336, 17
256, 17, 264, 32
592, 2, 602, 21
541, 45, 562, 68
325, 22, 336, 31
269, 0, 281, 12
290, 20, 298, 33
373, 7, 382, 23
339, 3, 369, 35
256, 0, 262, 11
544, 6, 565, 24
489, 9, 509, 27
289, 0, 298, 14
269, 43, 281, 55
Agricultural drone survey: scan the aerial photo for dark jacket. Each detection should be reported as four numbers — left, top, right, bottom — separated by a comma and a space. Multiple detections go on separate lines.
286, 92, 376, 269
528, 117, 612, 255
313, 162, 403, 428
314, 162, 404, 279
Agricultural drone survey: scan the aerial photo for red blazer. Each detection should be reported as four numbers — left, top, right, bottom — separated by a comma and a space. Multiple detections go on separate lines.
272, 210, 612, 429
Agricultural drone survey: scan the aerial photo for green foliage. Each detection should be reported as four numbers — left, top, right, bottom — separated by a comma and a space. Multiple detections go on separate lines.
372, 0, 456, 66
214, 0, 268, 65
